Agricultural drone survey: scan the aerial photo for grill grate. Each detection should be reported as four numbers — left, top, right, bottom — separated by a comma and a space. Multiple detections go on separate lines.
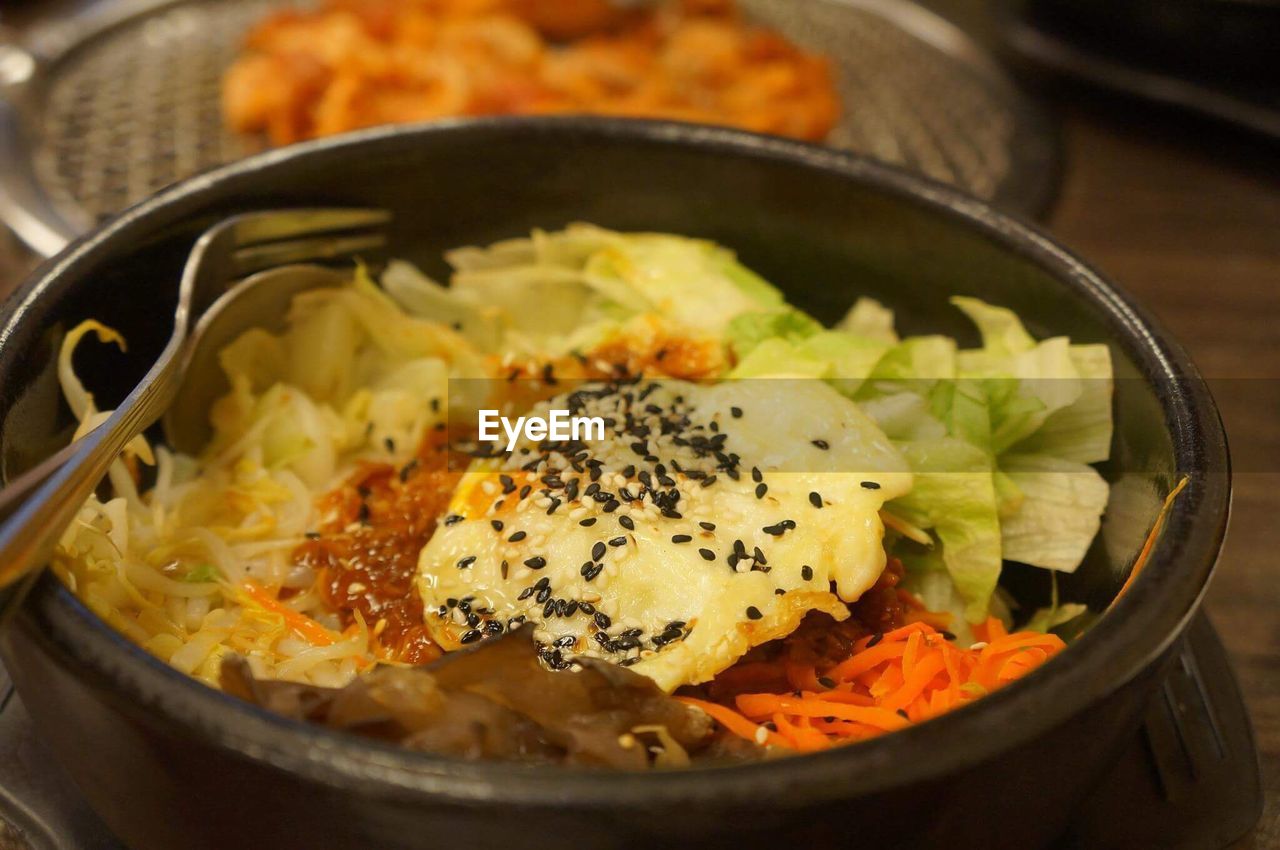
35, 0, 280, 227
15, 0, 1056, 238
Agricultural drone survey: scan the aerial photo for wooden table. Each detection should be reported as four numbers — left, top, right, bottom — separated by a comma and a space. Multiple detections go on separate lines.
0, 13, 1277, 844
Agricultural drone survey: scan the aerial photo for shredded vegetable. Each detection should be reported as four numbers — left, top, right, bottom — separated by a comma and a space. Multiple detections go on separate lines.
680, 619, 1065, 752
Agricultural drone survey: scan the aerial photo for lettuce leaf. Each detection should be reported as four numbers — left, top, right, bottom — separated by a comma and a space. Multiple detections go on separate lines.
728, 330, 891, 395
727, 308, 823, 360
1010, 343, 1114, 464
836, 297, 899, 344
998, 453, 1110, 571
856, 297, 1114, 619
891, 439, 1003, 623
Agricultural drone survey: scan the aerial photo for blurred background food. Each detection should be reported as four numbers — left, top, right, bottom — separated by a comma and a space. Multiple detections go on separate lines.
222, 0, 839, 144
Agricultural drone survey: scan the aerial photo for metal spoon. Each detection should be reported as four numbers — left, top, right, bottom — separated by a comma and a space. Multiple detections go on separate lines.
0, 209, 387, 619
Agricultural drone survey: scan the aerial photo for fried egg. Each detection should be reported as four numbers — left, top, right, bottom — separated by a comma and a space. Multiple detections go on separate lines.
416, 378, 911, 692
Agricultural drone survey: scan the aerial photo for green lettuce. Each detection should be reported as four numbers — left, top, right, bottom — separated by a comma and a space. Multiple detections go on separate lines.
998, 453, 1109, 571
891, 438, 1003, 623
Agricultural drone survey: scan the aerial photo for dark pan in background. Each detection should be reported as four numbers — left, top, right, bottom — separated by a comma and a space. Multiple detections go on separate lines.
998, 0, 1280, 141
0, 118, 1238, 849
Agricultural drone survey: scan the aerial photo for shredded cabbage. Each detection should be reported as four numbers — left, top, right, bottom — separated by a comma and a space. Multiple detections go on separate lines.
53, 275, 478, 687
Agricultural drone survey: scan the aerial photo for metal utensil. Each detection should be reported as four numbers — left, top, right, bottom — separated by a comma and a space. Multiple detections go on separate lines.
161, 263, 352, 454
0, 207, 389, 619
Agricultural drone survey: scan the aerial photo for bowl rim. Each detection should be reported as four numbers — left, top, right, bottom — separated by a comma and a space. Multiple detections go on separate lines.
0, 117, 1230, 806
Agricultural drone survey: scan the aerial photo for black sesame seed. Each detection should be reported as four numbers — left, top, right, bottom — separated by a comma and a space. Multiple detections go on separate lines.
867, 632, 884, 648
304, 531, 321, 540
603, 499, 620, 513
459, 629, 482, 644
755, 483, 768, 499
801, 565, 814, 581
860, 480, 882, 490
508, 530, 527, 542
671, 534, 692, 544
444, 514, 464, 525
897, 709, 910, 720
619, 515, 635, 530
699, 521, 716, 531
940, 630, 957, 642
591, 541, 607, 560
730, 407, 743, 418
811, 439, 830, 450
698, 548, 716, 561
745, 606, 763, 620
594, 611, 612, 629
809, 491, 824, 508
524, 556, 547, 570
579, 517, 597, 527
762, 523, 787, 536
457, 555, 476, 569
608, 536, 627, 547
818, 676, 836, 688
500, 560, 509, 579
491, 519, 504, 532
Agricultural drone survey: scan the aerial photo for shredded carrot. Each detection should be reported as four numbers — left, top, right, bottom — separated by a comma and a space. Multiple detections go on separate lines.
677, 696, 791, 750
691, 617, 1065, 751
241, 581, 341, 647
1115, 476, 1190, 602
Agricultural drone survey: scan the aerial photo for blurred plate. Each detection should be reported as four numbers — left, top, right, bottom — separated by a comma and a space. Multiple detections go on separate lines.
0, 0, 1060, 257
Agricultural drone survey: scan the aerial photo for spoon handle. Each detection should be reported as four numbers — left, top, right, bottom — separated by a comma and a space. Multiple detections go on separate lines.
0, 357, 181, 625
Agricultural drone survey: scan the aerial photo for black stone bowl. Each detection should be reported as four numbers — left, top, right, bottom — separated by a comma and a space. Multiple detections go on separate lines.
0, 119, 1229, 850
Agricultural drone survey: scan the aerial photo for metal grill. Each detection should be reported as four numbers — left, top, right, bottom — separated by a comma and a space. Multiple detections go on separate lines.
34, 0, 280, 228
7, 0, 1057, 248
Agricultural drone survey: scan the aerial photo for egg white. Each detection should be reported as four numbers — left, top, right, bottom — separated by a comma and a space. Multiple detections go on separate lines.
417, 378, 911, 692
